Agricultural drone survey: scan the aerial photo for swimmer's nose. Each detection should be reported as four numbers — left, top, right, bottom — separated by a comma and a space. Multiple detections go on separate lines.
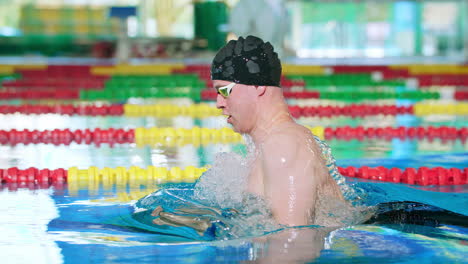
216, 94, 226, 109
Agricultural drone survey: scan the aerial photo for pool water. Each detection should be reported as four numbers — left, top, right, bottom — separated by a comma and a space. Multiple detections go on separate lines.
0, 100, 467, 263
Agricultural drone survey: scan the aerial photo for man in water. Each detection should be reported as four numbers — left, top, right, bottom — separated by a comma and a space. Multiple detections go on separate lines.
210, 35, 344, 226
148, 35, 345, 232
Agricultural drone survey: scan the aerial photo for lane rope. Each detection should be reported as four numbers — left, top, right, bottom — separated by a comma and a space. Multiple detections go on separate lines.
1, 165, 466, 187
1, 103, 467, 117
0, 126, 466, 146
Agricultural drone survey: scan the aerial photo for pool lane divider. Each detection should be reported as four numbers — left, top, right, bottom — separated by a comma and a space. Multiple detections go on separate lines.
291, 103, 468, 118
0, 89, 448, 100
1, 103, 467, 117
201, 90, 443, 101
0, 165, 466, 187
1, 89, 466, 101
0, 126, 466, 146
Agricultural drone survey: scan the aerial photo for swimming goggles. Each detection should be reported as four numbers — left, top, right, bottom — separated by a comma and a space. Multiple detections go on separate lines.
216, 82, 236, 98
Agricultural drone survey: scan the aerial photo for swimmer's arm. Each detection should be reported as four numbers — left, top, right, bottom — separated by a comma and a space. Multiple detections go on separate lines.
261, 134, 318, 226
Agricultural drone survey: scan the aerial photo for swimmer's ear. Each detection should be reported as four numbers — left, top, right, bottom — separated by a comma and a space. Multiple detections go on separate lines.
256, 85, 266, 96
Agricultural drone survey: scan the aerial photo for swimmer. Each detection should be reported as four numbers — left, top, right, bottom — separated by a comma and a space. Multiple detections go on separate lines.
149, 35, 345, 233
210, 35, 344, 226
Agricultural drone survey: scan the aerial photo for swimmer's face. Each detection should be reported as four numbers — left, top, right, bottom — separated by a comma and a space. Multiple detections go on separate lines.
214, 80, 258, 134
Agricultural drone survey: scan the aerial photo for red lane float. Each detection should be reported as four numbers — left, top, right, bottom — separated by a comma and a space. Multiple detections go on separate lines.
18, 65, 92, 78
0, 166, 465, 187
338, 166, 467, 186
454, 91, 468, 101
288, 105, 413, 118
414, 74, 468, 87
324, 126, 467, 141
0, 90, 80, 100
0, 128, 135, 146
4, 65, 108, 90
0, 167, 66, 191
381, 69, 410, 79
2, 78, 107, 90
0, 104, 124, 116
331, 65, 391, 73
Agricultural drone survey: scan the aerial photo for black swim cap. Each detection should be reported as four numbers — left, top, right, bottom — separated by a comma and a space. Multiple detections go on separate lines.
211, 35, 282, 87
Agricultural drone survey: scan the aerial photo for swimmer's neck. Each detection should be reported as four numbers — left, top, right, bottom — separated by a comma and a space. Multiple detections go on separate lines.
248, 102, 294, 145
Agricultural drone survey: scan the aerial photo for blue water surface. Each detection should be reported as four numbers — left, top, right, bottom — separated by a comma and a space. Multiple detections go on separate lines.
44, 153, 468, 263
1, 112, 466, 263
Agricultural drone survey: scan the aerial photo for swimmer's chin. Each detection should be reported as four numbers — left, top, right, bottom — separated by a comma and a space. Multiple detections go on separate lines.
228, 122, 242, 134
226, 118, 248, 134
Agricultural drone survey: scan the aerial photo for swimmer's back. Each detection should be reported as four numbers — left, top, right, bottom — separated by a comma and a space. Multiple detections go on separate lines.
268, 122, 343, 197
258, 121, 344, 225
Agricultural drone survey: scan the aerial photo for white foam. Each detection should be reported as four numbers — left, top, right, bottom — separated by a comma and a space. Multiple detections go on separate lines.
193, 138, 279, 238
194, 151, 249, 209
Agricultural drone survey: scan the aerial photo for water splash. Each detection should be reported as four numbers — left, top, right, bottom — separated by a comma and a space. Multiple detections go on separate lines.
309, 136, 375, 226
313, 135, 361, 203
193, 136, 280, 238
132, 135, 374, 239
193, 152, 249, 209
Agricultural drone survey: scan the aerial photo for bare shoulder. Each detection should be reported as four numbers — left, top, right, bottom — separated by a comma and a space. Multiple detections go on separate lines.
262, 122, 305, 147
260, 123, 316, 166
261, 122, 344, 201
267, 122, 312, 142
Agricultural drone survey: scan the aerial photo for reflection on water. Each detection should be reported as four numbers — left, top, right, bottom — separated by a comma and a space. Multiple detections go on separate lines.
249, 227, 336, 263
0, 190, 62, 264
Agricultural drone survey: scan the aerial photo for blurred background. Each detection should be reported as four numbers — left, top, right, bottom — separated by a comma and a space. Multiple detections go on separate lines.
0, 0, 466, 62
0, 2, 467, 263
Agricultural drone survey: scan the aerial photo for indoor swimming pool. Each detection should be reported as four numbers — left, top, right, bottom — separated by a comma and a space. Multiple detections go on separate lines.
1, 101, 467, 263
1, 0, 468, 262
0, 64, 467, 263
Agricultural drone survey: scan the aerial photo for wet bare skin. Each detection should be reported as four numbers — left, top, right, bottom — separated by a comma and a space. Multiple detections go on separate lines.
214, 79, 346, 227
248, 121, 344, 226
150, 80, 345, 233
